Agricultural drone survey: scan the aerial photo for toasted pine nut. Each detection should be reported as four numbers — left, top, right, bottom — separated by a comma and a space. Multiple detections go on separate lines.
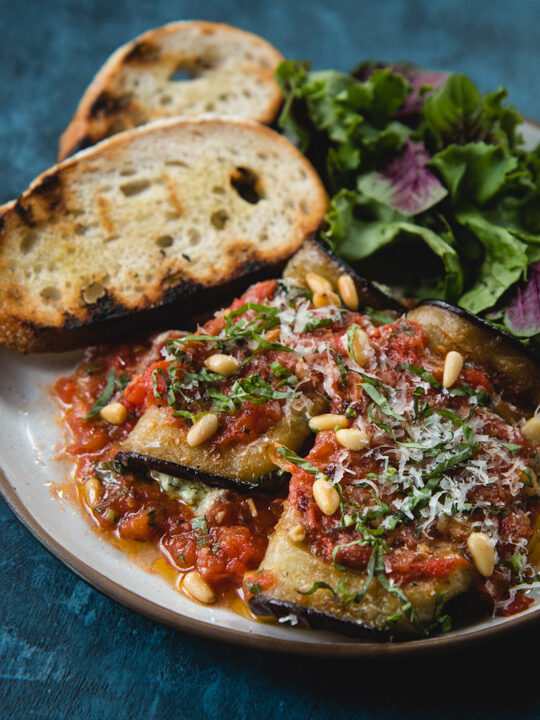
337, 274, 359, 310
522, 416, 540, 446
264, 327, 281, 342
215, 510, 226, 524
187, 413, 218, 447
305, 272, 333, 295
204, 353, 239, 377
313, 291, 340, 308
182, 570, 216, 604
443, 351, 464, 388
309, 413, 349, 432
467, 532, 495, 577
288, 524, 307, 543
246, 498, 258, 517
348, 327, 371, 367
84, 477, 101, 508
312, 478, 340, 515
335, 428, 370, 451
100, 402, 127, 425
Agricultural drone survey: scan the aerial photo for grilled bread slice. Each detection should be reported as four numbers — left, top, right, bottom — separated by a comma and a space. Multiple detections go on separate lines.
0, 117, 327, 353
58, 21, 284, 161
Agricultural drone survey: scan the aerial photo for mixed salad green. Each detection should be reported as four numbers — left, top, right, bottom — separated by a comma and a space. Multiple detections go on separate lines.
276, 60, 540, 355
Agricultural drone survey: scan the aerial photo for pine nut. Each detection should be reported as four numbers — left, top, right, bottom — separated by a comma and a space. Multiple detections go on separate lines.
312, 478, 340, 515
182, 570, 216, 604
522, 416, 540, 446
309, 413, 349, 432
264, 327, 281, 342
337, 274, 359, 310
467, 532, 495, 577
335, 428, 370, 451
100, 402, 127, 425
204, 353, 239, 377
288, 524, 307, 543
187, 413, 219, 447
84, 477, 101, 508
348, 327, 371, 367
215, 510, 226, 524
305, 272, 333, 295
443, 351, 464, 388
313, 291, 341, 308
246, 498, 258, 517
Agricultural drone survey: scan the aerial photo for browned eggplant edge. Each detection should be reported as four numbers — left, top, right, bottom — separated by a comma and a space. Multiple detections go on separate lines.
114, 451, 287, 496
418, 299, 536, 360
249, 594, 399, 641
302, 237, 406, 313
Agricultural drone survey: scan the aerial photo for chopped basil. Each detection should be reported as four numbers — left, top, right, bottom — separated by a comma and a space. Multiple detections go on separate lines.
297, 581, 339, 602
276, 447, 331, 483
500, 442, 522, 457
245, 582, 262, 595
83, 368, 116, 420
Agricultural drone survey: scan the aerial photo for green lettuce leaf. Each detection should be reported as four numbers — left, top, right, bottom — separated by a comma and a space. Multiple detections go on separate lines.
429, 142, 518, 205
457, 211, 528, 313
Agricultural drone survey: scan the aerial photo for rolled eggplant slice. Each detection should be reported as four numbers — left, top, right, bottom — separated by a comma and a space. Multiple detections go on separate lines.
408, 300, 540, 410
283, 238, 405, 314
247, 504, 473, 638
119, 396, 326, 488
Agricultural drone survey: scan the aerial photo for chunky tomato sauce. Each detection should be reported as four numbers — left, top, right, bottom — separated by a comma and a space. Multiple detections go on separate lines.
55, 276, 540, 624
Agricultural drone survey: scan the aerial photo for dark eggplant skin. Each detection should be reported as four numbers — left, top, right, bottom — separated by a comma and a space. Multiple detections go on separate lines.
249, 594, 394, 641
408, 300, 540, 411
115, 451, 287, 496
283, 237, 405, 314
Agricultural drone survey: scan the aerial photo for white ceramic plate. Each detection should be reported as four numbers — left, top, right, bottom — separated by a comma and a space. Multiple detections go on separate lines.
2, 121, 540, 657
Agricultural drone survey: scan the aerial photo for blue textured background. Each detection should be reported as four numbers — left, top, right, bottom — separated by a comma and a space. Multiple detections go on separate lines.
2, 1, 540, 717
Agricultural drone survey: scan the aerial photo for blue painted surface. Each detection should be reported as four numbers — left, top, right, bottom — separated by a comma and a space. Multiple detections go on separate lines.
1, 0, 540, 717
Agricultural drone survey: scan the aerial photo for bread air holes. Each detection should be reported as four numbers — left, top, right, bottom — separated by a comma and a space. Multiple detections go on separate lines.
20, 233, 37, 254
120, 179, 151, 197
210, 210, 228, 230
155, 235, 174, 248
82, 282, 106, 304
40, 286, 61, 302
169, 68, 195, 82
230, 167, 263, 204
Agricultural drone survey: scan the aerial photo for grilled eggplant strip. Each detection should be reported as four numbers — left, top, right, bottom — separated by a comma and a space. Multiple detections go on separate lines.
283, 238, 405, 314
247, 504, 472, 636
119, 396, 326, 487
115, 451, 285, 494
246, 299, 539, 638
408, 300, 540, 410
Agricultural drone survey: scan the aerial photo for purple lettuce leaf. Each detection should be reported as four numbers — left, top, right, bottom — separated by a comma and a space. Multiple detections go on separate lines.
352, 61, 450, 116
357, 139, 448, 216
504, 262, 540, 337
391, 64, 450, 116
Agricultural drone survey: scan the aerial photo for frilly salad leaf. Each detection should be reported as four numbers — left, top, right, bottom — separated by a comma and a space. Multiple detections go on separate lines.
422, 74, 522, 150
457, 211, 528, 313
353, 61, 450, 116
429, 142, 518, 205
324, 191, 463, 301
504, 262, 540, 337
358, 139, 448, 215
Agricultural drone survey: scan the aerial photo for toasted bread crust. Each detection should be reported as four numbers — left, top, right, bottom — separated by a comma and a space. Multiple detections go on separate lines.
58, 21, 285, 160
0, 117, 327, 353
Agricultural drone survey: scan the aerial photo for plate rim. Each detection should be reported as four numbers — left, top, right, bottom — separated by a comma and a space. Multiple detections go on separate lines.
3, 462, 540, 657
3, 118, 540, 657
